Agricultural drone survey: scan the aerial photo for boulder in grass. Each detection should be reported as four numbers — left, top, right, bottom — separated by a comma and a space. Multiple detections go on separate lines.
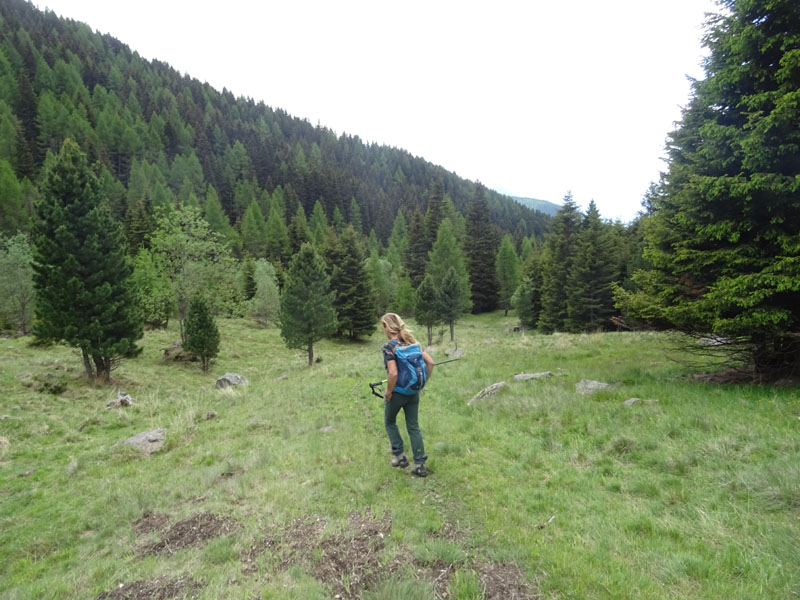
576, 379, 615, 395
623, 397, 641, 406
514, 371, 554, 381
215, 373, 248, 389
467, 382, 507, 406
106, 389, 135, 409
118, 429, 166, 455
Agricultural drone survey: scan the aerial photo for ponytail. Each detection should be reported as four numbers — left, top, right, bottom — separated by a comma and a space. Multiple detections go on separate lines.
380, 313, 418, 346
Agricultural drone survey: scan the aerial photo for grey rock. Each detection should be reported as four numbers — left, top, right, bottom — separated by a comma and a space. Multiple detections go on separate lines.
576, 379, 615, 395
206, 411, 218, 420
445, 348, 464, 359
106, 389, 135, 409
275, 374, 288, 381
319, 425, 334, 432
248, 418, 264, 426
623, 397, 641, 406
119, 429, 166, 454
216, 372, 248, 389
467, 382, 507, 406
514, 371, 554, 381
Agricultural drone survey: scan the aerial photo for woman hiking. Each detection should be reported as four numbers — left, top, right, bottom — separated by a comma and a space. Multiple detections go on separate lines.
380, 313, 434, 477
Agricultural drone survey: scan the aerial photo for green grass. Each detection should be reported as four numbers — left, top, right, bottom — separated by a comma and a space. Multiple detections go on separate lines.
1, 313, 799, 599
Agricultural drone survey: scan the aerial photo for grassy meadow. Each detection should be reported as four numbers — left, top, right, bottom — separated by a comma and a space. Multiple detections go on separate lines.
1, 312, 799, 599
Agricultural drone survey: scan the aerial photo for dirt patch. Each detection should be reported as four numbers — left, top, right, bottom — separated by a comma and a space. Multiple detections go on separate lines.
414, 561, 455, 598
477, 561, 537, 599
95, 574, 202, 600
140, 512, 238, 556
313, 510, 393, 598
242, 510, 395, 598
132, 512, 171, 536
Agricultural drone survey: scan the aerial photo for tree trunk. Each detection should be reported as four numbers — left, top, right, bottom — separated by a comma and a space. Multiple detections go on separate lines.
93, 355, 111, 382
307, 341, 314, 366
504, 307, 509, 317
449, 322, 454, 342
81, 348, 94, 378
427, 325, 432, 347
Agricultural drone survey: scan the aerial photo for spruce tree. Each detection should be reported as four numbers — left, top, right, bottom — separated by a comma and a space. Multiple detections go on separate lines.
513, 251, 544, 329
280, 243, 338, 366
495, 234, 521, 317
241, 199, 268, 258
414, 274, 439, 347
464, 183, 499, 313
324, 225, 377, 339
624, 0, 800, 376
386, 208, 408, 273
265, 204, 290, 266
436, 266, 469, 342
565, 201, 617, 332
537, 194, 582, 333
405, 209, 429, 288
183, 295, 220, 372
249, 259, 280, 327
426, 218, 471, 338
288, 203, 311, 255
32, 139, 142, 381
424, 179, 445, 250
309, 199, 329, 246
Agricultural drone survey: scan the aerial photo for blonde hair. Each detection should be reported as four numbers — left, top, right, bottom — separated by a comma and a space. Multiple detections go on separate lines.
380, 313, 417, 345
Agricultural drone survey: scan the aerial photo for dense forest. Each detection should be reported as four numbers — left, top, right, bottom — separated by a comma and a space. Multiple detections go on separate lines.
0, 0, 549, 241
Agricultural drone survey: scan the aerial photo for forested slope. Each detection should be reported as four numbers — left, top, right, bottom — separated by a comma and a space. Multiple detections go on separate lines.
0, 0, 549, 240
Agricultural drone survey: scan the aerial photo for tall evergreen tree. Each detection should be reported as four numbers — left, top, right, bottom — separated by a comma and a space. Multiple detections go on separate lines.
426, 218, 471, 335
405, 209, 428, 288
464, 183, 499, 313
32, 139, 142, 381
323, 225, 377, 339
288, 203, 311, 255
620, 0, 800, 376
513, 251, 544, 329
537, 193, 582, 333
265, 203, 290, 265
414, 274, 439, 347
183, 295, 219, 372
309, 199, 329, 246
348, 196, 363, 234
424, 178, 445, 250
495, 234, 521, 317
565, 201, 617, 332
386, 208, 408, 273
436, 266, 470, 342
0, 233, 36, 334
240, 199, 268, 258
280, 243, 338, 366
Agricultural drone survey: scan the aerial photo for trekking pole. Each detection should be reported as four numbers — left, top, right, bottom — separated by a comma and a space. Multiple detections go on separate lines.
368, 358, 461, 399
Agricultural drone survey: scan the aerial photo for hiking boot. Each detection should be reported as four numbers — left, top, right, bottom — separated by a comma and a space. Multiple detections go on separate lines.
411, 463, 427, 477
391, 454, 409, 468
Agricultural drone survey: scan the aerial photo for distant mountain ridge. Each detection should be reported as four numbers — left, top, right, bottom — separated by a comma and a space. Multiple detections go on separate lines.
511, 196, 562, 216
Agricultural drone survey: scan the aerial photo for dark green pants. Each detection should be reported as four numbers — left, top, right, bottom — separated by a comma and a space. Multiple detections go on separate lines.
384, 391, 427, 464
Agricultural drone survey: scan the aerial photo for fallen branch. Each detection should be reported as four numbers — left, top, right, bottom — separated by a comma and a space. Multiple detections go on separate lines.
536, 515, 555, 530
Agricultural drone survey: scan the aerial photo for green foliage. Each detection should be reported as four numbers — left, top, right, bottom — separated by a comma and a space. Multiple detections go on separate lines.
405, 209, 428, 288
365, 248, 396, 316
629, 0, 800, 376
414, 274, 439, 346
465, 183, 499, 313
513, 252, 543, 329
265, 203, 290, 266
148, 204, 242, 341
565, 201, 618, 332
279, 243, 337, 365
131, 248, 174, 329
0, 233, 35, 334
323, 225, 377, 339
240, 199, 268, 258
0, 158, 28, 234
426, 218, 472, 328
183, 295, 220, 371
495, 234, 521, 316
32, 139, 142, 380
537, 194, 583, 333
309, 199, 329, 246
288, 203, 311, 254
393, 274, 417, 317
249, 259, 280, 327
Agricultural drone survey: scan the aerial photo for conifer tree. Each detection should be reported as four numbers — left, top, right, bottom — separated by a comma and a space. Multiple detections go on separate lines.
0, 233, 35, 334
537, 194, 582, 333
241, 199, 268, 258
280, 243, 338, 366
332, 206, 346, 231
288, 203, 311, 255
386, 208, 408, 272
394, 275, 416, 316
366, 248, 396, 316
124, 198, 152, 251
414, 274, 439, 346
183, 295, 219, 372
622, 0, 800, 376
405, 209, 428, 288
565, 201, 617, 332
464, 183, 499, 313
241, 256, 257, 300
265, 203, 290, 265
309, 199, 329, 246
495, 234, 521, 316
348, 196, 363, 234
436, 266, 469, 342
324, 225, 377, 339
32, 139, 142, 381
513, 251, 544, 329
424, 179, 445, 250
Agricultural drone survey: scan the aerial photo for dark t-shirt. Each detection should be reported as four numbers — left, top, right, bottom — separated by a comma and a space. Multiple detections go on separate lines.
382, 340, 400, 371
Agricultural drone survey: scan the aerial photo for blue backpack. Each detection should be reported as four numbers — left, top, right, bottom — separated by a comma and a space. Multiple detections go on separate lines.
389, 341, 427, 395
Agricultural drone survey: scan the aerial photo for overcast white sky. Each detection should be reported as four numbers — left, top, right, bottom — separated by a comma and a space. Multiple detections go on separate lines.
39, 0, 719, 222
